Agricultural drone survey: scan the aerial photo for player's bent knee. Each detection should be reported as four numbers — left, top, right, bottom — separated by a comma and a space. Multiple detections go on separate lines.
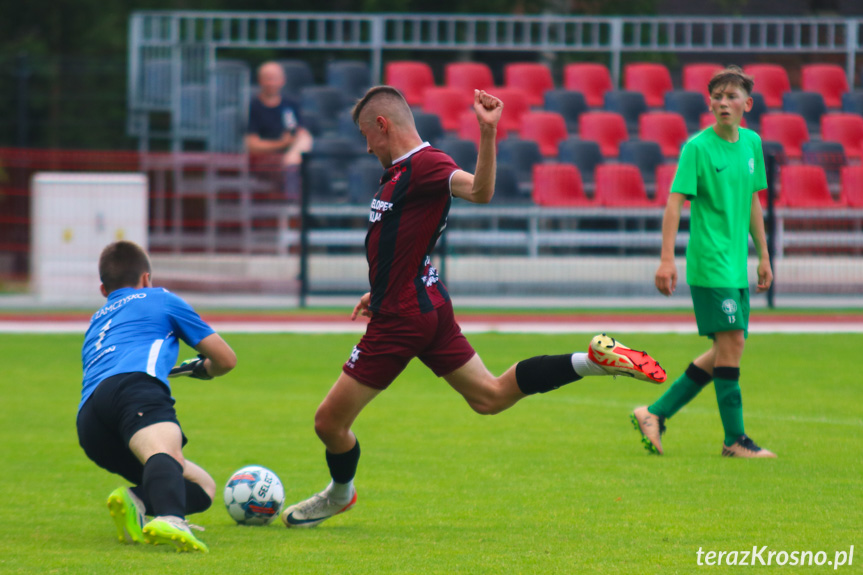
183, 460, 215, 498
196, 471, 216, 500
466, 379, 518, 415
313, 412, 346, 444
202, 482, 216, 501
161, 450, 185, 468
718, 331, 745, 354
466, 397, 505, 416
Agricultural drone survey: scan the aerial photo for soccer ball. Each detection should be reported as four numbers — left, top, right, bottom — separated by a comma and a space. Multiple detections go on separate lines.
223, 465, 285, 525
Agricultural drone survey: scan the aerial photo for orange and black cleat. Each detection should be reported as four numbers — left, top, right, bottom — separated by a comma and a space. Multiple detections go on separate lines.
588, 333, 667, 384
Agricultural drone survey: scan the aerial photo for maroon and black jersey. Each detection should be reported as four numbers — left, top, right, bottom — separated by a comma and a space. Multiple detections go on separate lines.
365, 143, 459, 316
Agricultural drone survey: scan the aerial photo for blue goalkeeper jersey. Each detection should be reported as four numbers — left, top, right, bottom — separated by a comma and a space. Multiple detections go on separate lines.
79, 287, 215, 412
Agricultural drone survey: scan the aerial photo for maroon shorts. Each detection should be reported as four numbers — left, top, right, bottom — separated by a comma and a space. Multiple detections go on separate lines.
343, 300, 476, 390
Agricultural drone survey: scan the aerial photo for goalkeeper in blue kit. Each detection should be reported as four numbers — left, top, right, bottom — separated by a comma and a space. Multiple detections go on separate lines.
77, 241, 237, 552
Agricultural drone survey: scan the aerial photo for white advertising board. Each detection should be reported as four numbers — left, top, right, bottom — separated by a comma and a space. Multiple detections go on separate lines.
31, 172, 148, 302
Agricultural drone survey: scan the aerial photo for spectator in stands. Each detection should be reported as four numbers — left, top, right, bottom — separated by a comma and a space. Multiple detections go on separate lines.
77, 241, 237, 552
245, 61, 314, 198
278, 86, 667, 530
633, 66, 776, 459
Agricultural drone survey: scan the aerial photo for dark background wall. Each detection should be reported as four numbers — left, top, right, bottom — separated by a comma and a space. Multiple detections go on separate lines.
0, 0, 859, 150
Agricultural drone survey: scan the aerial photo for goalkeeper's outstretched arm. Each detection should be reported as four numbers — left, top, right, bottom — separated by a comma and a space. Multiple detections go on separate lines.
196, 333, 237, 377
171, 333, 237, 379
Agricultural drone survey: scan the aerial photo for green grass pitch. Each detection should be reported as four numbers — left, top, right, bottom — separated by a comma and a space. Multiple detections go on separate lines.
0, 332, 859, 574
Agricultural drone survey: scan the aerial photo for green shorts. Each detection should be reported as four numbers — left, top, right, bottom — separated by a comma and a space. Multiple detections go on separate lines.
690, 286, 750, 339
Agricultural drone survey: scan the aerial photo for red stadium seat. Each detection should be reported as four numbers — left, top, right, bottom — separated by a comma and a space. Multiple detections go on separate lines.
760, 113, 809, 160
821, 113, 863, 160
802, 64, 849, 109
624, 62, 673, 108
779, 165, 843, 208
654, 163, 678, 206
489, 87, 531, 133
579, 111, 628, 157
385, 61, 435, 106
445, 62, 495, 93
504, 63, 554, 107
840, 165, 863, 207
457, 110, 508, 145
532, 163, 592, 206
683, 63, 724, 101
639, 112, 689, 158
422, 87, 473, 131
743, 64, 791, 109
593, 164, 657, 207
564, 63, 612, 108
519, 111, 568, 157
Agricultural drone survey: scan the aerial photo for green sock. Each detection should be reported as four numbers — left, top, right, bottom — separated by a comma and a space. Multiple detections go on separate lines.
714, 367, 745, 446
648, 363, 712, 418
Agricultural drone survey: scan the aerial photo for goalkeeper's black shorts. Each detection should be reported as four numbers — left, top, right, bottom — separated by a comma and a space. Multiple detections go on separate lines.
76, 372, 187, 484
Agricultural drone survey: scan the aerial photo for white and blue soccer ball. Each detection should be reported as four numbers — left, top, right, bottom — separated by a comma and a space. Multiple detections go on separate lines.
223, 465, 285, 525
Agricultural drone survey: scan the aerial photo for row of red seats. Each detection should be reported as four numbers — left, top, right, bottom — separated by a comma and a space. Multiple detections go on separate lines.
386, 61, 851, 113
766, 164, 863, 208
532, 163, 672, 207
453, 108, 625, 156
432, 102, 863, 162
758, 113, 863, 160
532, 163, 863, 208
395, 64, 863, 161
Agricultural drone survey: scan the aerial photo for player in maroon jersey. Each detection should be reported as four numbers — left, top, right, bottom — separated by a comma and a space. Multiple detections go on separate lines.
281, 86, 667, 528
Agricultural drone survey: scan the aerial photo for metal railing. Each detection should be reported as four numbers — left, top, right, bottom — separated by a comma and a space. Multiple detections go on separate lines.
128, 12, 863, 152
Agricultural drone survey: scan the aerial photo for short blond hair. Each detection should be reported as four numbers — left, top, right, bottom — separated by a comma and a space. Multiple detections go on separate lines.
351, 86, 413, 126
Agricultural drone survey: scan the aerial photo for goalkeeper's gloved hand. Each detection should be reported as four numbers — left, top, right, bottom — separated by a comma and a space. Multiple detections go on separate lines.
168, 354, 213, 380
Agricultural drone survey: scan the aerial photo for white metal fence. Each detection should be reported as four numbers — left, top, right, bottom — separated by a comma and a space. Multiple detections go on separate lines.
128, 12, 863, 152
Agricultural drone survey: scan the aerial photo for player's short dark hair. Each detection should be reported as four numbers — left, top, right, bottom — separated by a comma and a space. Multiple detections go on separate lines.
351, 85, 408, 124
708, 65, 754, 96
99, 241, 151, 294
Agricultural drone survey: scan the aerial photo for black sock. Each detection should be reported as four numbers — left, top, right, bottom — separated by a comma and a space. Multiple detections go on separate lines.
326, 439, 360, 484
685, 362, 713, 386
515, 354, 580, 395
714, 366, 741, 381
142, 453, 186, 519
185, 480, 212, 515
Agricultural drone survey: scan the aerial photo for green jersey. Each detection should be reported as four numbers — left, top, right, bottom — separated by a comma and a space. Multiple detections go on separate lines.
671, 127, 767, 288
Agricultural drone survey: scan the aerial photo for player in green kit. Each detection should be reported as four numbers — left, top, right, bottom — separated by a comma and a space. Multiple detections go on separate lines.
631, 66, 777, 458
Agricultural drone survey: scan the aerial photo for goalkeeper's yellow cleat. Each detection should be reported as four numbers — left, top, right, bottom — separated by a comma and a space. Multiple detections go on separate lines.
588, 334, 667, 384
107, 487, 146, 544
142, 516, 209, 552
